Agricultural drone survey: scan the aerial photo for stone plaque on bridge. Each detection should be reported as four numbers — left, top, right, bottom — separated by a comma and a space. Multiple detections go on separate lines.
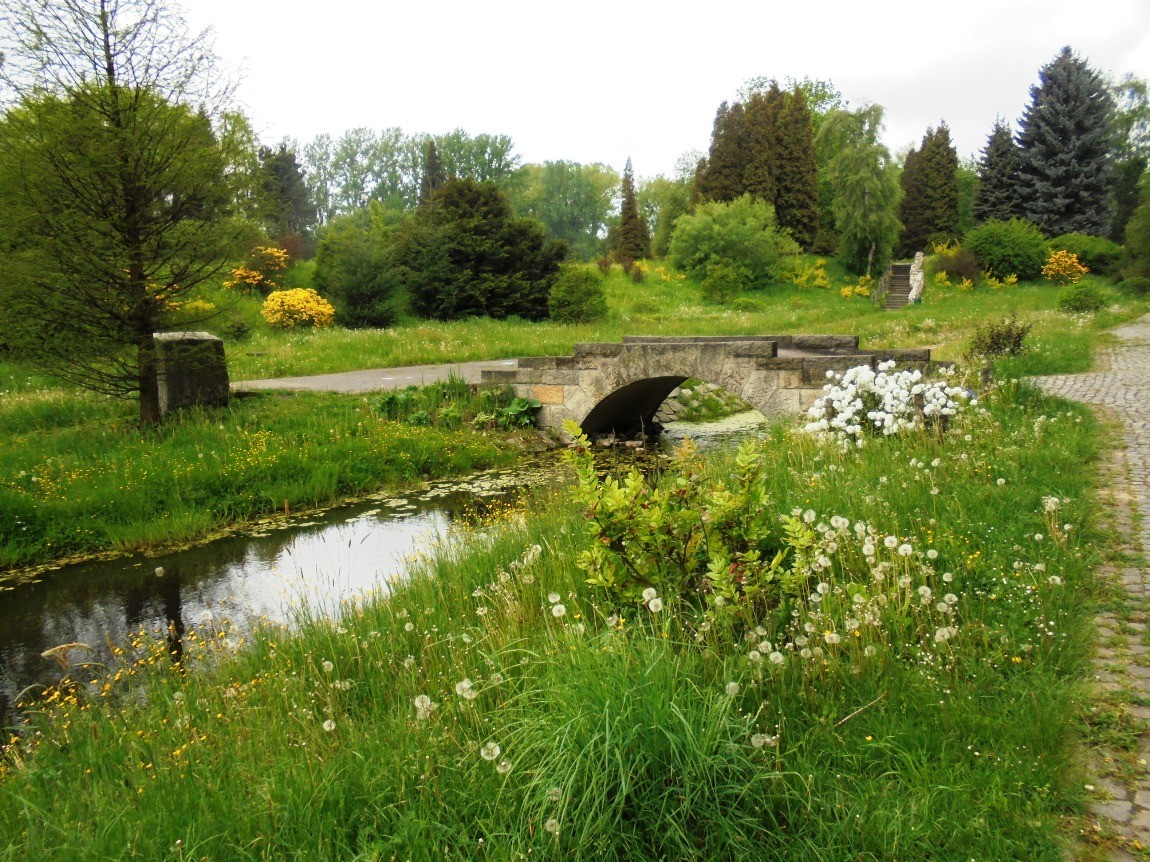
153, 331, 230, 417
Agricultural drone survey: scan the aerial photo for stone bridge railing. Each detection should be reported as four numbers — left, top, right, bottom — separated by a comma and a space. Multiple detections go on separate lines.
481, 335, 936, 438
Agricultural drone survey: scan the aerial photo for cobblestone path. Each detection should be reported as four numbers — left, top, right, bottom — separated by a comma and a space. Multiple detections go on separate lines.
1037, 316, 1150, 860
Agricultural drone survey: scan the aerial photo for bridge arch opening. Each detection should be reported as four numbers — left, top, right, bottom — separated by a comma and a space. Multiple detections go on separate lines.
577, 375, 762, 438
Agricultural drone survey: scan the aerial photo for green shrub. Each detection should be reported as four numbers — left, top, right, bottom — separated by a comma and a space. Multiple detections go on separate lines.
1056, 282, 1107, 313
1048, 233, 1122, 277
313, 205, 405, 329
964, 218, 1047, 280
548, 265, 607, 323
700, 262, 744, 304
668, 194, 795, 290
965, 314, 1032, 361
927, 243, 981, 282
1118, 276, 1150, 295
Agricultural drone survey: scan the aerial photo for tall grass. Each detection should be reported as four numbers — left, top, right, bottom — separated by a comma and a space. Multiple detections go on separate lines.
0, 388, 520, 571
0, 378, 1108, 860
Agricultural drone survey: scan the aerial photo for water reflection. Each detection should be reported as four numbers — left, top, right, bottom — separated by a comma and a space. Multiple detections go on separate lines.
0, 412, 768, 730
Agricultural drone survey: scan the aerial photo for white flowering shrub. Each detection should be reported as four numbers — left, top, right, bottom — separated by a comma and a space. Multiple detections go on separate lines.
803, 360, 969, 445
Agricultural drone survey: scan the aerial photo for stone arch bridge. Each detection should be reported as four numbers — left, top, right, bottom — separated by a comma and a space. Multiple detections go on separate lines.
481, 335, 937, 438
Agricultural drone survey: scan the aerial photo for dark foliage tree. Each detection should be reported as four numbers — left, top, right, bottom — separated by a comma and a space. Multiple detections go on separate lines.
313, 203, 405, 328
418, 139, 449, 206
613, 158, 651, 264
740, 85, 780, 204
258, 143, 316, 248
973, 120, 1023, 223
694, 101, 745, 203
897, 125, 959, 255
1110, 75, 1150, 242
1016, 47, 1115, 236
0, 0, 247, 427
1112, 155, 1148, 244
773, 87, 821, 249
393, 179, 566, 321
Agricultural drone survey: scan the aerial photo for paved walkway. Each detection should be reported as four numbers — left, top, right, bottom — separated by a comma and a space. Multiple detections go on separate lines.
232, 358, 520, 394
1037, 316, 1150, 859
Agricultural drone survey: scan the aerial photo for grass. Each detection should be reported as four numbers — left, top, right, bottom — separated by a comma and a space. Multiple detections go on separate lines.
0, 377, 1112, 860
0, 377, 527, 573
222, 263, 1149, 380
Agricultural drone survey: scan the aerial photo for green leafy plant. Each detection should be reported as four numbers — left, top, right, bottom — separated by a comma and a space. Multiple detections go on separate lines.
1048, 233, 1122, 277
700, 262, 744, 303
497, 397, 542, 429
1118, 276, 1150, 295
965, 314, 1032, 360
964, 218, 1048, 280
548, 265, 607, 323
1056, 282, 1107, 313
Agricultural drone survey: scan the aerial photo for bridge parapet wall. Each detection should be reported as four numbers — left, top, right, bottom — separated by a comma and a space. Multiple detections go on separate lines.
480, 335, 938, 437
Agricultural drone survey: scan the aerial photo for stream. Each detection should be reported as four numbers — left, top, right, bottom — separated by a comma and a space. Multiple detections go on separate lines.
0, 412, 768, 730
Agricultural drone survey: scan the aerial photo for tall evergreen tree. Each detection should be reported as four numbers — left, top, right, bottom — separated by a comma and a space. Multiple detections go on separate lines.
614, 158, 651, 264
773, 86, 820, 249
695, 102, 745, 203
258, 143, 317, 243
898, 125, 958, 255
419, 139, 449, 205
740, 89, 778, 204
1016, 47, 1115, 236
973, 120, 1023, 223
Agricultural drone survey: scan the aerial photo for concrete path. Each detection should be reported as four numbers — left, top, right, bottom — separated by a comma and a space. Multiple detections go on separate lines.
233, 358, 520, 394
1036, 316, 1150, 859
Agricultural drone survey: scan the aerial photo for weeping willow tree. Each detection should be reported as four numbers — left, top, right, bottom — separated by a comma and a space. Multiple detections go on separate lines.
816, 104, 903, 276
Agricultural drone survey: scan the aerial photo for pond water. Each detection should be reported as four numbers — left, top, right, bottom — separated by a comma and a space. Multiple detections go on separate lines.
0, 412, 768, 730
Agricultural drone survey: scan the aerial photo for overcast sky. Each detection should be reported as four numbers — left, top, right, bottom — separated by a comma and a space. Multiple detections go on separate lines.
183, 0, 1150, 178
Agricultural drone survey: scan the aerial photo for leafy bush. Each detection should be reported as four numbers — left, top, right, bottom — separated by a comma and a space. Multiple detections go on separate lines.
393, 179, 567, 322
964, 218, 1047, 280
668, 194, 796, 290
927, 242, 981, 283
965, 315, 1032, 361
377, 376, 532, 430
700, 262, 743, 303
1041, 250, 1088, 285
1048, 233, 1122, 277
548, 265, 607, 323
1118, 276, 1150, 295
224, 245, 290, 295
260, 288, 335, 328
1056, 282, 1106, 313
313, 205, 405, 329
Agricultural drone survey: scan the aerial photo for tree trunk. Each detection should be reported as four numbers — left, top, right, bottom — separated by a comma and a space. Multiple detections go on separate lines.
138, 336, 161, 428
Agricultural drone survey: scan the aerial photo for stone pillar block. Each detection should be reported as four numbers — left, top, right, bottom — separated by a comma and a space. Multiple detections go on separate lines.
153, 331, 229, 417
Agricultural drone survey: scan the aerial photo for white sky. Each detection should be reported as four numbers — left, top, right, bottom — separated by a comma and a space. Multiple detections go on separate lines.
183, 0, 1150, 178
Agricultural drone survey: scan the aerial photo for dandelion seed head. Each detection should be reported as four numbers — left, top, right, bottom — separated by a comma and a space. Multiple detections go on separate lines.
726, 681, 740, 696
551, 604, 566, 618
322, 719, 336, 732
647, 598, 664, 613
642, 587, 658, 601
480, 741, 501, 761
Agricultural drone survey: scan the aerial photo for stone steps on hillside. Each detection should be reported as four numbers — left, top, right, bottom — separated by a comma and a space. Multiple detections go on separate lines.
884, 263, 913, 309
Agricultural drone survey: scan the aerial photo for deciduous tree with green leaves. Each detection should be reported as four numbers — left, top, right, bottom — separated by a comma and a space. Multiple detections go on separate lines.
0, 0, 248, 427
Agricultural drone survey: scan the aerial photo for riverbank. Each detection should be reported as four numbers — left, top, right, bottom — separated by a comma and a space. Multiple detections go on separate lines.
0, 383, 546, 577
0, 375, 1114, 860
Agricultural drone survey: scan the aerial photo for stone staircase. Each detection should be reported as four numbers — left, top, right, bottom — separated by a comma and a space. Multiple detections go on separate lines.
884, 263, 912, 309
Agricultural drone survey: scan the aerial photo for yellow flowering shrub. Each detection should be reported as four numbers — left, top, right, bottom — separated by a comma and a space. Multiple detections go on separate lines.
1042, 250, 1088, 286
788, 258, 831, 288
225, 245, 290, 293
839, 275, 872, 298
932, 271, 952, 288
261, 289, 335, 329
957, 277, 975, 292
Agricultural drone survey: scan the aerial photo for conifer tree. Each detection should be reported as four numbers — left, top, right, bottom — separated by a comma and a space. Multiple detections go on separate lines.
973, 120, 1023, 223
1016, 47, 1115, 236
741, 85, 780, 204
695, 102, 745, 202
419, 139, 449, 206
614, 158, 651, 264
897, 125, 958, 255
773, 86, 821, 249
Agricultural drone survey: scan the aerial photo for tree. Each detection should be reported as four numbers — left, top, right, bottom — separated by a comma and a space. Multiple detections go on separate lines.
640, 173, 692, 259
773, 86, 821, 249
0, 0, 247, 426
695, 101, 746, 203
418, 139, 448, 205
1016, 47, 1115, 236
1110, 74, 1150, 242
973, 119, 1023, 223
393, 179, 566, 321
740, 86, 780, 204
613, 158, 650, 264
258, 142, 317, 247
817, 105, 902, 276
510, 160, 618, 260
897, 125, 959, 255
312, 203, 405, 328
